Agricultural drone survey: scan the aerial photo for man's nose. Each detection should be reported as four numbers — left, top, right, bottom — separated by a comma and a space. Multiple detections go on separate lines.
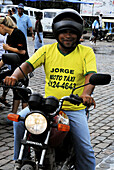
65, 32, 71, 37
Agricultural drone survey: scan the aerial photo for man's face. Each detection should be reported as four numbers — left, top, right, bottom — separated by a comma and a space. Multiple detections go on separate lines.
18, 8, 24, 15
58, 30, 77, 49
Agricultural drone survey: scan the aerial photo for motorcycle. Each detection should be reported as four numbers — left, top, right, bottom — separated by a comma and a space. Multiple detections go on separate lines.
89, 29, 109, 42
102, 19, 114, 42
98, 27, 114, 42
98, 28, 108, 41
1, 54, 111, 170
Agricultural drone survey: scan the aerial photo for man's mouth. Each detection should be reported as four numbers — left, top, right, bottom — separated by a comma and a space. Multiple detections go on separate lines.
63, 39, 73, 43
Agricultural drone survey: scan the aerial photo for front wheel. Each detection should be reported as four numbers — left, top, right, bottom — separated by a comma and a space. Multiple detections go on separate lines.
21, 164, 34, 170
106, 35, 113, 42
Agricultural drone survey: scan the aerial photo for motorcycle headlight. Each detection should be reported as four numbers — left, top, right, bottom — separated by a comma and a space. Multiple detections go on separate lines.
25, 112, 47, 135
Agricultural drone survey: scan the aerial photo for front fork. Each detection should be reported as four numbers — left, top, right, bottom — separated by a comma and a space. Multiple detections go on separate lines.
18, 130, 28, 160
39, 130, 51, 169
17, 129, 51, 169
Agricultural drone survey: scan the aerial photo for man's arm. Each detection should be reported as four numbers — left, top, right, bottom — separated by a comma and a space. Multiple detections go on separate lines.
27, 15, 35, 40
29, 27, 35, 40
36, 21, 42, 43
4, 62, 33, 86
80, 73, 96, 108
3, 44, 26, 55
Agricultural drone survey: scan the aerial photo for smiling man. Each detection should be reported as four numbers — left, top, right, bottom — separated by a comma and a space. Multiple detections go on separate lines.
4, 9, 97, 170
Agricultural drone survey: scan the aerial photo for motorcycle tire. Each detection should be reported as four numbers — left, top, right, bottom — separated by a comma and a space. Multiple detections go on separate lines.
20, 164, 34, 170
106, 35, 113, 42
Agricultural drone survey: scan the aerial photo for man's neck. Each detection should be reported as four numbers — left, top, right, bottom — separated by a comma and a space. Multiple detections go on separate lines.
58, 43, 76, 55
18, 13, 23, 17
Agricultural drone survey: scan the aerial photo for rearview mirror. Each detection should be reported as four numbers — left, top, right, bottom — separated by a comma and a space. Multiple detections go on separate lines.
2, 53, 21, 66
89, 73, 111, 85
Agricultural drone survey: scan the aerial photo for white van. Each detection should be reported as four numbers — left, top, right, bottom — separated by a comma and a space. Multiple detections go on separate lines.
0, 0, 13, 5
0, 5, 41, 31
41, 9, 62, 37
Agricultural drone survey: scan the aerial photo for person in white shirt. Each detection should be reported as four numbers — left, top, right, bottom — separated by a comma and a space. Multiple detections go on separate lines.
0, 34, 7, 60
91, 16, 99, 45
99, 13, 103, 29
0, 34, 11, 108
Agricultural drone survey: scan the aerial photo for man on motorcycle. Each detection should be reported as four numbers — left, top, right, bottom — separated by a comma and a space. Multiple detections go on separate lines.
4, 9, 97, 170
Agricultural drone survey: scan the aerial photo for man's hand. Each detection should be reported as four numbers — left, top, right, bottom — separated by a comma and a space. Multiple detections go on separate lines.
80, 94, 96, 109
32, 33, 35, 40
3, 44, 10, 51
39, 38, 42, 43
4, 76, 18, 86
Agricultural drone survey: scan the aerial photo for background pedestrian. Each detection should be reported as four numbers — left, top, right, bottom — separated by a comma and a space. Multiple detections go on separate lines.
0, 33, 10, 108
34, 12, 44, 52
90, 16, 99, 45
13, 3, 35, 41
0, 16, 29, 114
7, 9, 12, 16
0, 15, 18, 108
99, 13, 103, 29
12, 7, 17, 15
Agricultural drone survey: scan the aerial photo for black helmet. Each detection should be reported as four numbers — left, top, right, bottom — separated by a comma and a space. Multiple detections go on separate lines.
52, 9, 83, 40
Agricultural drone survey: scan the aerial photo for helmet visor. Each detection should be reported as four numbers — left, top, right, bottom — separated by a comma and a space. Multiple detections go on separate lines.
53, 20, 83, 37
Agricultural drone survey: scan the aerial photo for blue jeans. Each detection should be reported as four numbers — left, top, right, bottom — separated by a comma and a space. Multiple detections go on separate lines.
34, 32, 44, 50
13, 107, 95, 170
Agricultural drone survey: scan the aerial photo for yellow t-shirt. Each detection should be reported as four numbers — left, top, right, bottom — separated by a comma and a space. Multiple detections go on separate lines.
26, 43, 97, 111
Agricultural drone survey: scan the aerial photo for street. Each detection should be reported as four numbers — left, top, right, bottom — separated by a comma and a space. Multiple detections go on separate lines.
0, 36, 114, 170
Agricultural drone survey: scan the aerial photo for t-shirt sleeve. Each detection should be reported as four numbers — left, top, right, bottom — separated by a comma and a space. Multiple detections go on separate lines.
26, 46, 46, 69
83, 48, 97, 76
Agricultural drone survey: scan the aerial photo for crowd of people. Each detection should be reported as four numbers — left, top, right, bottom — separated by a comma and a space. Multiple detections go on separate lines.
0, 3, 44, 114
0, 4, 100, 169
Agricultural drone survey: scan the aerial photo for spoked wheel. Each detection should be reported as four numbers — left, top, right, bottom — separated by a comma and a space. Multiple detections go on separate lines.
106, 35, 113, 42
21, 164, 34, 170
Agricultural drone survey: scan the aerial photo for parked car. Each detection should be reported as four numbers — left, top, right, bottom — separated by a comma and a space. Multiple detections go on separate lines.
0, 0, 13, 5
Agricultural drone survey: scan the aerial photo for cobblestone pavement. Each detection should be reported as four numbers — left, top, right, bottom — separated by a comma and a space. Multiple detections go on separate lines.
0, 36, 114, 170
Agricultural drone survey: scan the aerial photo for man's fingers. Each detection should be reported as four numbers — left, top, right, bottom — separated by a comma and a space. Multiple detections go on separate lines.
83, 96, 96, 108
4, 76, 17, 86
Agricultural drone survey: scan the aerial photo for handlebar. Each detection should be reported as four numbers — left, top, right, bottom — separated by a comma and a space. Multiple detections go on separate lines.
69, 94, 83, 105
0, 81, 84, 116
0, 81, 32, 95
51, 94, 83, 117
0, 81, 83, 105
60, 94, 83, 106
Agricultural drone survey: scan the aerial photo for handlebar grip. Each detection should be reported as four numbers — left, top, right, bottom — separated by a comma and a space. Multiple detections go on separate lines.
0, 83, 32, 95
69, 94, 83, 105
